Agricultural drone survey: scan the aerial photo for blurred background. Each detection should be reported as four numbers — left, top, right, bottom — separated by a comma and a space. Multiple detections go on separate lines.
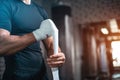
1, 0, 120, 80
35, 0, 120, 80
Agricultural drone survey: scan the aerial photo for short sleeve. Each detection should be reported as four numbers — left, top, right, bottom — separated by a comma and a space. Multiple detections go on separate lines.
0, 1, 12, 32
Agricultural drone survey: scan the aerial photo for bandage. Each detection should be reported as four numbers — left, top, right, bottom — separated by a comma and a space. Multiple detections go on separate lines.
32, 19, 58, 41
33, 19, 60, 80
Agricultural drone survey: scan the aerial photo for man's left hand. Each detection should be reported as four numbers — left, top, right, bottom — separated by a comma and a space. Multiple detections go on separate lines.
47, 52, 65, 68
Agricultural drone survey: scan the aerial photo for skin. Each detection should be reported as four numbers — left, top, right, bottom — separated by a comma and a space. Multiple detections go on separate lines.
0, 0, 65, 68
0, 29, 65, 67
43, 37, 65, 67
22, 0, 31, 5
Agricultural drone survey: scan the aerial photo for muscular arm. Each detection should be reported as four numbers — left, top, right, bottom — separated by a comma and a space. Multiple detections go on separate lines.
43, 37, 61, 57
0, 29, 36, 56
43, 37, 65, 67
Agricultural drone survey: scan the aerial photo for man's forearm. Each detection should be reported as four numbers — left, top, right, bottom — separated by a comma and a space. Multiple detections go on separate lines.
42, 37, 61, 57
0, 29, 36, 56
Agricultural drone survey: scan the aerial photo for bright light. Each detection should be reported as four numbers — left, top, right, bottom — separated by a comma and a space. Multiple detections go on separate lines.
101, 28, 109, 34
111, 41, 120, 67
109, 19, 119, 33
107, 36, 120, 41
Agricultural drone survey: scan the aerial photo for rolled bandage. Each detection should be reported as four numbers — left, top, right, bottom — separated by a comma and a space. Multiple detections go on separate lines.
32, 19, 58, 41
33, 19, 60, 80
52, 24, 59, 80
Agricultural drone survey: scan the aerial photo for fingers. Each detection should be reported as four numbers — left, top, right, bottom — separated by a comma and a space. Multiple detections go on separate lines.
47, 60, 64, 67
47, 52, 65, 68
49, 52, 65, 58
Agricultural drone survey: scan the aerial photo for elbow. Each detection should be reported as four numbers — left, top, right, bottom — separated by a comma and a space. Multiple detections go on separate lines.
0, 48, 11, 56
0, 51, 6, 56
0, 29, 11, 56
0, 50, 15, 56
0, 48, 17, 56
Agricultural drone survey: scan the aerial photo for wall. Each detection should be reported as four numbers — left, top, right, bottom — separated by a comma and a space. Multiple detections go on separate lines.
61, 0, 120, 24
33, 0, 120, 80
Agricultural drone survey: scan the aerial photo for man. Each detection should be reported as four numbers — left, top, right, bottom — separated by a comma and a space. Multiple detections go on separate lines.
0, 0, 65, 80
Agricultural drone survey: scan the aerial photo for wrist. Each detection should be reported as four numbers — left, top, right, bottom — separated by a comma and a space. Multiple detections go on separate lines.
32, 28, 46, 41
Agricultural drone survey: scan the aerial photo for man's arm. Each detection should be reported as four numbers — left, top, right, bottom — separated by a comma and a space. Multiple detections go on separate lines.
43, 37, 65, 67
0, 29, 36, 56
42, 37, 61, 56
0, 19, 59, 56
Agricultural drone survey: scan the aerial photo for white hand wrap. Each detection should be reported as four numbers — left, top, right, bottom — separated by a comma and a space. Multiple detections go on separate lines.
32, 19, 58, 41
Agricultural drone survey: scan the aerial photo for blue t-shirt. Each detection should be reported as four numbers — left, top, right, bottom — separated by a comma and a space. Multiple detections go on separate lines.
0, 0, 48, 79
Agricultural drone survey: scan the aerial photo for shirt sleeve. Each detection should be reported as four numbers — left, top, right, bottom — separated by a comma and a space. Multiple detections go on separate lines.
0, 1, 12, 32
